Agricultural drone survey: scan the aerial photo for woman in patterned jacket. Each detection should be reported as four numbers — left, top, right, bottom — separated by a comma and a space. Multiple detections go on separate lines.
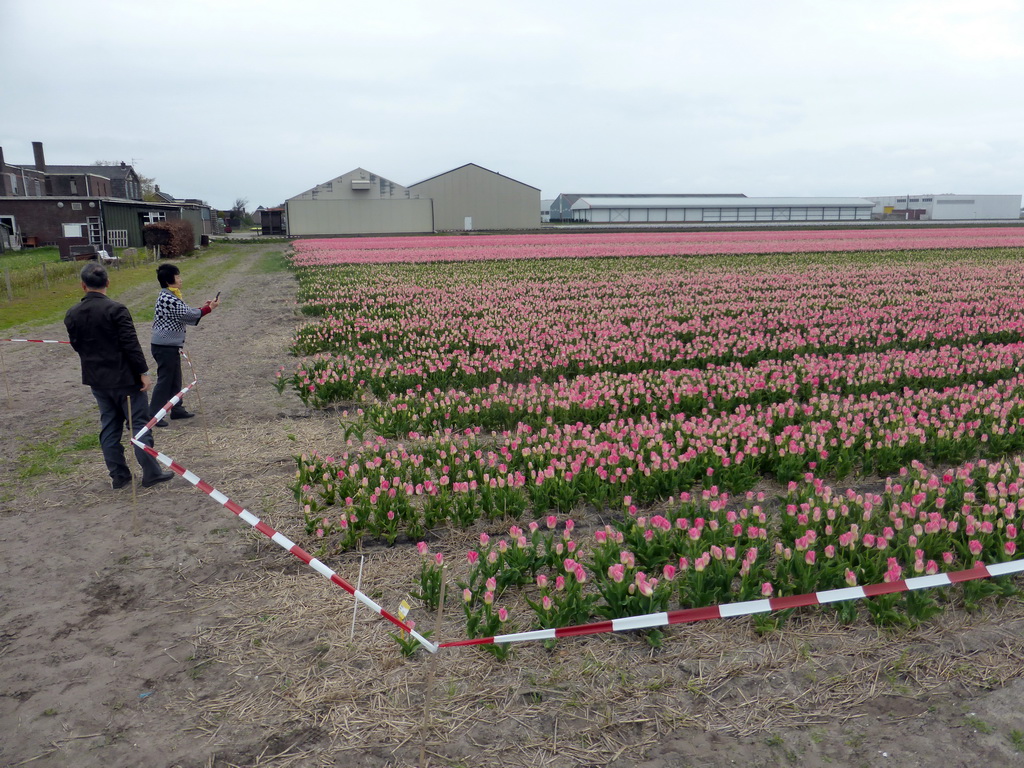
149, 263, 219, 425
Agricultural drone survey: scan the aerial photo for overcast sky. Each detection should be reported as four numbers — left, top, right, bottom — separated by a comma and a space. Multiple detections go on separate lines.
2, 0, 1022, 209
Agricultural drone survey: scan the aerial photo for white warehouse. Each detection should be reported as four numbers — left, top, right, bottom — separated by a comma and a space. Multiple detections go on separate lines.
867, 194, 1022, 221
285, 163, 540, 236
569, 196, 875, 224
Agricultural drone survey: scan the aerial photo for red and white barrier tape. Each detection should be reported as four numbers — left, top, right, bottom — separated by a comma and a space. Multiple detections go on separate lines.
129, 353, 438, 654
439, 559, 1024, 648
129, 435, 436, 652
1, 338, 71, 344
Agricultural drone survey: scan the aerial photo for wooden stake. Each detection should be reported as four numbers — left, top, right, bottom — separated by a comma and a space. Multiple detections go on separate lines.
419, 570, 447, 768
128, 396, 138, 534
0, 346, 11, 403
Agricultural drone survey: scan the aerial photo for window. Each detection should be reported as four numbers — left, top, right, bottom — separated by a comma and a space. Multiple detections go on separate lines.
62, 223, 87, 238
70, 180, 78, 194
106, 229, 129, 247
7, 174, 16, 195
143, 211, 167, 223
34, 179, 42, 196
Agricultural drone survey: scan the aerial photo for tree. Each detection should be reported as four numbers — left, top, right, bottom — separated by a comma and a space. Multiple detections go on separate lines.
231, 197, 251, 226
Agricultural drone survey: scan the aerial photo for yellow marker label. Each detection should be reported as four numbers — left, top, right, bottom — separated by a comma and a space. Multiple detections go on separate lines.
397, 600, 411, 621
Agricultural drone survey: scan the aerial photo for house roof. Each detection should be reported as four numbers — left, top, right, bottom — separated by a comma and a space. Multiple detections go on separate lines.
408, 163, 540, 191
4, 163, 110, 178
42, 163, 137, 180
152, 186, 176, 203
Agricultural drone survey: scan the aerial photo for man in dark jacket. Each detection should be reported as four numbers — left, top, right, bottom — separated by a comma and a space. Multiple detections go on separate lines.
64, 262, 174, 490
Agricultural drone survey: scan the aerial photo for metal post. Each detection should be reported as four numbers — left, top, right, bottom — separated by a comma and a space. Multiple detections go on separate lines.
4, 266, 11, 301
419, 570, 447, 767
42, 261, 49, 289
350, 555, 365, 641
128, 396, 138, 533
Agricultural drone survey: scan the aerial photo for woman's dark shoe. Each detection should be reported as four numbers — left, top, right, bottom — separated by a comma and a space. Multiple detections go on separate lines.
142, 470, 175, 488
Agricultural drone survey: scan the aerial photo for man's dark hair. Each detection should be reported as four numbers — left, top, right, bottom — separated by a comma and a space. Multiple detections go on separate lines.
156, 263, 180, 288
81, 262, 109, 289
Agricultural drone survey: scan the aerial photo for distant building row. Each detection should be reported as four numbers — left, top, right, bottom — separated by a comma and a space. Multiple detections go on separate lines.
7, 140, 1017, 248
281, 165, 1020, 237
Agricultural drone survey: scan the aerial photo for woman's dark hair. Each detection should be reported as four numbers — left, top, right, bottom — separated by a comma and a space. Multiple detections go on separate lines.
81, 262, 109, 289
156, 263, 180, 288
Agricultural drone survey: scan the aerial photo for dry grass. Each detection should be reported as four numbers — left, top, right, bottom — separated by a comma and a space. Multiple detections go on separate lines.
173, 511, 1024, 766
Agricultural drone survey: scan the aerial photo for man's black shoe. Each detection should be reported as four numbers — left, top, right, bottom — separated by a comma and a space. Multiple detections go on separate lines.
155, 418, 169, 427
170, 410, 195, 420
112, 477, 132, 490
141, 470, 175, 488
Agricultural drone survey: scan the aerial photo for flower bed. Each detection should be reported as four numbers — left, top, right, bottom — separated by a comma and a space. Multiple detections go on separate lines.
280, 241, 1024, 652
290, 227, 1024, 265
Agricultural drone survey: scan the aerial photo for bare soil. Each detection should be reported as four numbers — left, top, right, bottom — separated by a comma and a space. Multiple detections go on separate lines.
2, 244, 1024, 768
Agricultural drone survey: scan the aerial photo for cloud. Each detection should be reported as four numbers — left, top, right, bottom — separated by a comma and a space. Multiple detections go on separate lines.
2, 1, 1021, 205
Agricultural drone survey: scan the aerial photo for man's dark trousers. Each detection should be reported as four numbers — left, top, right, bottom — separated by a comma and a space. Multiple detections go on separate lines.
91, 385, 164, 484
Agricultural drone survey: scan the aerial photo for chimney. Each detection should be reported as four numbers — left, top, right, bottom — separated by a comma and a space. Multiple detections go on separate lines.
0, 146, 5, 171
32, 141, 46, 171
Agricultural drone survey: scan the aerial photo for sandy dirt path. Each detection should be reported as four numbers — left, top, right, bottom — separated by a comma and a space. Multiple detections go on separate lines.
0, 245, 314, 767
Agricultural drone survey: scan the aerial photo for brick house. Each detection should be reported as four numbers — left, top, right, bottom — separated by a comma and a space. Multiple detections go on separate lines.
0, 141, 211, 250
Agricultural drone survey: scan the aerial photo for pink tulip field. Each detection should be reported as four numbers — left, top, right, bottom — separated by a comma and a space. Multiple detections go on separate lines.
281, 232, 1024, 650
290, 226, 1024, 265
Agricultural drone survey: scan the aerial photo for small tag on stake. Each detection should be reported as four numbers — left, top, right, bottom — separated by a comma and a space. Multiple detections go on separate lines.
398, 599, 412, 625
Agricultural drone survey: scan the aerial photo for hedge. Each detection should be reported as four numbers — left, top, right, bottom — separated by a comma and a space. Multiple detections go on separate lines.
143, 220, 195, 259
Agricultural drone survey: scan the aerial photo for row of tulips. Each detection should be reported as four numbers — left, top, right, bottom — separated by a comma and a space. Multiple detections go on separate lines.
283, 254, 1024, 404
364, 341, 1024, 437
290, 229, 1024, 266
411, 455, 1024, 654
294, 371, 1024, 551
